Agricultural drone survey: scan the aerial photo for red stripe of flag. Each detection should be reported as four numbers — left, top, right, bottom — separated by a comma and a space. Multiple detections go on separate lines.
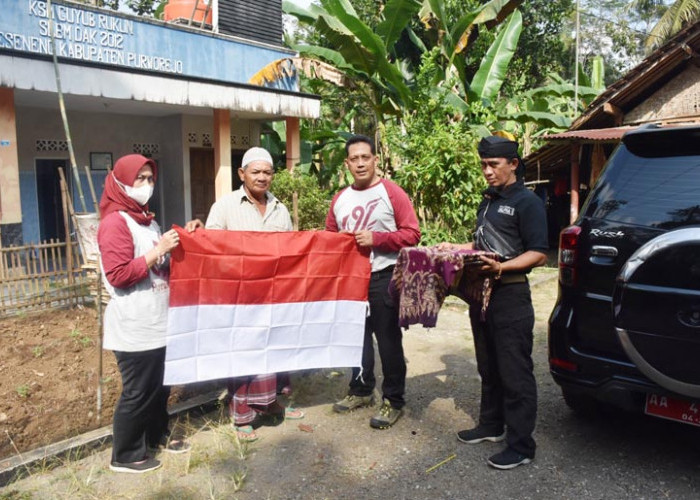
170, 228, 371, 306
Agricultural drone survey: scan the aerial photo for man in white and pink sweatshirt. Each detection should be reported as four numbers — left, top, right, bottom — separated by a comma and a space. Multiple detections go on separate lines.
326, 134, 421, 429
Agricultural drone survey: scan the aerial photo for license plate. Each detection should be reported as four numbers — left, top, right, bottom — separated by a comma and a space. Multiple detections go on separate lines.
645, 393, 700, 427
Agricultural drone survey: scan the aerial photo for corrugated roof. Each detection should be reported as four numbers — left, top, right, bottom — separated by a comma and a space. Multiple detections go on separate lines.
542, 126, 638, 142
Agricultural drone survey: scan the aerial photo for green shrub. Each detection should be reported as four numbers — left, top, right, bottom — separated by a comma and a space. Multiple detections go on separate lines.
272, 169, 331, 230
387, 48, 487, 246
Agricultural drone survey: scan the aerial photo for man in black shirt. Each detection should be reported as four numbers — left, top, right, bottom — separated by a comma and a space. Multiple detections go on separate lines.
440, 135, 548, 469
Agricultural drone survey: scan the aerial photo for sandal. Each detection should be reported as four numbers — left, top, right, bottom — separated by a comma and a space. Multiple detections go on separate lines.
233, 425, 258, 442
284, 407, 305, 420
159, 438, 191, 454
148, 434, 191, 455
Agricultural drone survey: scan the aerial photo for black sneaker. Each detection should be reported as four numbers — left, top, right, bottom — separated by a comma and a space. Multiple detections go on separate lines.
487, 447, 532, 470
109, 457, 162, 474
456, 426, 506, 444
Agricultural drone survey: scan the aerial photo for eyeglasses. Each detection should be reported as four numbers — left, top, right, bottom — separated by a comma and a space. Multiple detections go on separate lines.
135, 175, 155, 184
347, 154, 374, 164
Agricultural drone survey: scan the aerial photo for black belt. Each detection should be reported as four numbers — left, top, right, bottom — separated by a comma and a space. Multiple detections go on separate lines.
498, 273, 528, 284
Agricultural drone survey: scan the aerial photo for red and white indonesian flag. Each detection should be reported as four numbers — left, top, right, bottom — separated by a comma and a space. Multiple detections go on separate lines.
164, 228, 371, 385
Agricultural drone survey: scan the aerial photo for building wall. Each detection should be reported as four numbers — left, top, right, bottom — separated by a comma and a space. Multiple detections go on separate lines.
157, 114, 186, 229
625, 66, 700, 125
16, 107, 175, 242
15, 104, 272, 243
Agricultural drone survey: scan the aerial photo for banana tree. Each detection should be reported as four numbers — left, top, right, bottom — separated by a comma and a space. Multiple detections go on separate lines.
418, 0, 523, 100
497, 70, 605, 154
284, 0, 419, 128
285, 0, 525, 132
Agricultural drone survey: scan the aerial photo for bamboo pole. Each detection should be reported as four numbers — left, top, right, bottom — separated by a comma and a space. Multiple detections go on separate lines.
41, 241, 49, 296
0, 247, 7, 280
83, 165, 100, 217
30, 245, 39, 299
83, 163, 104, 420
58, 175, 74, 294
46, 0, 87, 213
51, 239, 60, 290
8, 251, 17, 304
96, 255, 103, 422
292, 192, 299, 231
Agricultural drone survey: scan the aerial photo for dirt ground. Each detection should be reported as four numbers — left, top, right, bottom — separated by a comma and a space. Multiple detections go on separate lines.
0, 306, 193, 463
0, 306, 118, 461
4, 268, 700, 499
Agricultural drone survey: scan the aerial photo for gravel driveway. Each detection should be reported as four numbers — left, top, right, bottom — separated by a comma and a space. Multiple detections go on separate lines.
5, 268, 700, 499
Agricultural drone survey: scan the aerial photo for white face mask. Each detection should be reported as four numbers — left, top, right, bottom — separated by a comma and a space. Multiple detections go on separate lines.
115, 175, 154, 206
125, 183, 154, 206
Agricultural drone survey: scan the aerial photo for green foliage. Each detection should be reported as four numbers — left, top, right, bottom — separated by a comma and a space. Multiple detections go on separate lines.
501, 0, 574, 92
389, 118, 485, 244
470, 10, 523, 101
388, 49, 486, 245
125, 0, 167, 16
646, 0, 700, 49
16, 384, 31, 399
271, 170, 331, 230
70, 328, 92, 348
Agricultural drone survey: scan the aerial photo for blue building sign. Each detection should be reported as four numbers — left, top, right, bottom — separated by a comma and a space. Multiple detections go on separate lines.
0, 0, 298, 88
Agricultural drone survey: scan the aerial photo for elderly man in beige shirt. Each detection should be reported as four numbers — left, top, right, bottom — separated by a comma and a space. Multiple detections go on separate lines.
186, 147, 303, 442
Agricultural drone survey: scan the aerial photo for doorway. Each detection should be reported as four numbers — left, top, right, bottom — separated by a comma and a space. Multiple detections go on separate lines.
190, 148, 215, 222
189, 149, 246, 221
35, 159, 70, 242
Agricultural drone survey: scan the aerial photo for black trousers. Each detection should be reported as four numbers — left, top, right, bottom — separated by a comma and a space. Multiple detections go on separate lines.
112, 347, 170, 463
469, 281, 537, 458
348, 266, 406, 409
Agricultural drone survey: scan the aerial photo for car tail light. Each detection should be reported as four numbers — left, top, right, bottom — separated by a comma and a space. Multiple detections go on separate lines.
550, 356, 578, 372
559, 225, 582, 286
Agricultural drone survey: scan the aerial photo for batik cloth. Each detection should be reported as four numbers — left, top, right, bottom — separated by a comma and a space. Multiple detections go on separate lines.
388, 247, 498, 328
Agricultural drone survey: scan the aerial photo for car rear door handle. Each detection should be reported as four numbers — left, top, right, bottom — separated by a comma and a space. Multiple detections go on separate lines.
591, 245, 618, 257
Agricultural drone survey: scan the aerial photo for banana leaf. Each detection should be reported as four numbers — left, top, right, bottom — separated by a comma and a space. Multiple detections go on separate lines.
470, 10, 522, 101
376, 0, 422, 52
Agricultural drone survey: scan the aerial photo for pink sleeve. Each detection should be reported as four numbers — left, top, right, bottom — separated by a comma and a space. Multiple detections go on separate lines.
372, 180, 421, 251
325, 191, 341, 232
97, 213, 149, 289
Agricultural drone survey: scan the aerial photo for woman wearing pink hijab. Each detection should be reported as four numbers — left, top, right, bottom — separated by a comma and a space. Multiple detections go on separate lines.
98, 154, 189, 473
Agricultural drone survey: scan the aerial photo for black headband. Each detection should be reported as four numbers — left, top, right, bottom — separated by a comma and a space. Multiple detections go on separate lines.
478, 136, 519, 158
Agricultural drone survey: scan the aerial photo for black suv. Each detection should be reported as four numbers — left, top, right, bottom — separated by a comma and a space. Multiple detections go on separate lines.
549, 124, 700, 426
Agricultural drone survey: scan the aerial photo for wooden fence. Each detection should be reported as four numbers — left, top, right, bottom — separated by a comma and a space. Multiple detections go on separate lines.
0, 238, 89, 317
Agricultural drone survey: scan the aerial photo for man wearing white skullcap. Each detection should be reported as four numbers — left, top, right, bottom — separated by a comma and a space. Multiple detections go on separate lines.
197, 146, 293, 231
185, 146, 302, 441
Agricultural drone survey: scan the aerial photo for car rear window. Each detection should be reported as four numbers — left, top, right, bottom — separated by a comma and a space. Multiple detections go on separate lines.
584, 146, 700, 229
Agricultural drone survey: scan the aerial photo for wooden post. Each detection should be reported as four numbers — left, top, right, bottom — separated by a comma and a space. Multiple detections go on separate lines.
83, 165, 100, 217
287, 117, 301, 230
58, 173, 74, 290
285, 117, 300, 172
292, 192, 299, 231
570, 143, 581, 224
96, 255, 103, 423
213, 109, 232, 201
0, 87, 22, 249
